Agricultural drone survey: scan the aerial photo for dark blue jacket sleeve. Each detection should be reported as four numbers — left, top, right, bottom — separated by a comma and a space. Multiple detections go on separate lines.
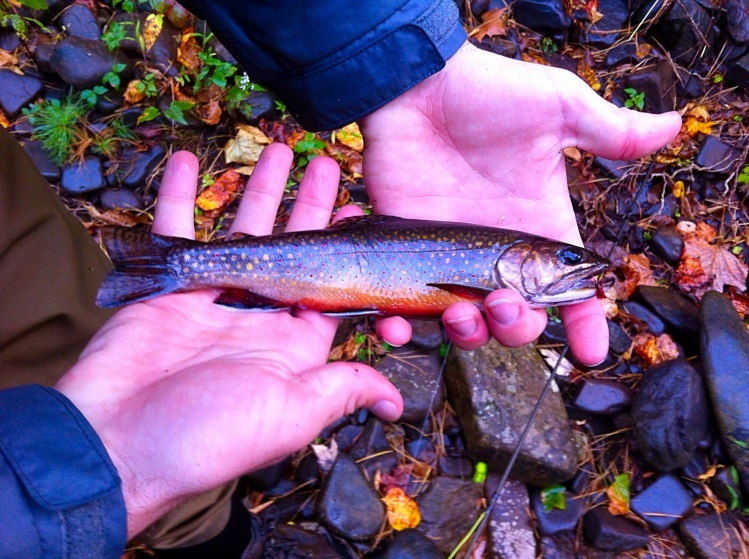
178, 0, 466, 131
0, 385, 127, 559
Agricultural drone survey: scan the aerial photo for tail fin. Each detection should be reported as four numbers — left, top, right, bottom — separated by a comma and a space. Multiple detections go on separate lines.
96, 228, 183, 307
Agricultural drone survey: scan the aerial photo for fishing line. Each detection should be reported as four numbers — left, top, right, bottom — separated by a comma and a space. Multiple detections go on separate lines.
457, 29, 707, 558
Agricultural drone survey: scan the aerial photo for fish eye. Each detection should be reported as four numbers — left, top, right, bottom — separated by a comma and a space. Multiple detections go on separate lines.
558, 247, 585, 265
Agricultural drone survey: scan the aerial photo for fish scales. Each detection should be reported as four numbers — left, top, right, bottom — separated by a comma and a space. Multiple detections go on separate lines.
96, 215, 612, 314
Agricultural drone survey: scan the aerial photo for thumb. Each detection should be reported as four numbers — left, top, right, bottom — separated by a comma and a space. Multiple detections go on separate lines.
564, 84, 682, 161
306, 361, 404, 425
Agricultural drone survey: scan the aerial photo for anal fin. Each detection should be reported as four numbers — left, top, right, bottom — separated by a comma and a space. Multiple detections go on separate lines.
214, 289, 287, 310
426, 283, 493, 303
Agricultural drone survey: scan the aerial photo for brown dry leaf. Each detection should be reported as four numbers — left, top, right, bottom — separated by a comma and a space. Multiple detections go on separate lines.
633, 333, 680, 366
142, 13, 163, 52
177, 28, 201, 70
636, 43, 652, 58
380, 464, 414, 493
472, 7, 509, 42
382, 487, 421, 531
196, 97, 222, 125
329, 332, 363, 361
195, 169, 242, 214
124, 79, 146, 104
675, 222, 748, 298
577, 60, 601, 91
563, 147, 582, 162
588, 5, 604, 24
727, 288, 749, 318
0, 49, 20, 72
82, 202, 148, 228
224, 125, 271, 166
336, 123, 363, 152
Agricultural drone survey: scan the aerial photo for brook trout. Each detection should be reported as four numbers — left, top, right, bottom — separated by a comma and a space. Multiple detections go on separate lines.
96, 215, 611, 315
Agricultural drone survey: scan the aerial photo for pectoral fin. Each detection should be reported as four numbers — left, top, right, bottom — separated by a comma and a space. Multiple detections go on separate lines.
426, 283, 493, 303
214, 289, 288, 311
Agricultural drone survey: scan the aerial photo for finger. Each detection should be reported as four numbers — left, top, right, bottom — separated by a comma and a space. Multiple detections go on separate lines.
285, 156, 341, 232
231, 143, 294, 236
559, 298, 608, 366
333, 204, 364, 223
153, 151, 200, 238
442, 302, 490, 350
375, 316, 412, 347
563, 80, 682, 160
306, 361, 404, 423
483, 289, 548, 347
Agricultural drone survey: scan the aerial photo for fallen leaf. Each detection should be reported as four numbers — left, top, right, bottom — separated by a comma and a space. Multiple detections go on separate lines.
471, 7, 509, 42
684, 105, 714, 137
672, 180, 685, 198
124, 79, 146, 104
633, 333, 680, 366
195, 97, 222, 125
335, 123, 363, 152
578, 59, 601, 91
177, 28, 201, 70
675, 222, 748, 298
224, 125, 271, 166
382, 487, 421, 531
380, 464, 414, 493
727, 287, 749, 318
312, 439, 338, 475
195, 169, 243, 215
607, 473, 630, 515
143, 13, 163, 52
0, 108, 8, 129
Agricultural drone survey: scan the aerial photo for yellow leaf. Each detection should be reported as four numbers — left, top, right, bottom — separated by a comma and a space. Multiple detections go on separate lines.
124, 79, 146, 104
672, 180, 685, 198
381, 487, 421, 531
224, 125, 271, 166
578, 60, 601, 91
143, 13, 164, 52
336, 123, 363, 152
684, 105, 714, 137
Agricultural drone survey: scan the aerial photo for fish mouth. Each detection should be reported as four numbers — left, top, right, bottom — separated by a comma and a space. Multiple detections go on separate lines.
529, 263, 612, 306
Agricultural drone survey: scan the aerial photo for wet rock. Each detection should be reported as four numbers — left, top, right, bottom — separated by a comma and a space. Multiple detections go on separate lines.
445, 340, 578, 486
437, 455, 473, 478
677, 511, 745, 559
622, 59, 676, 114
415, 477, 483, 554
116, 144, 167, 188
487, 479, 535, 559
0, 29, 22, 52
573, 379, 633, 415
474, 36, 519, 58
695, 135, 742, 175
376, 348, 444, 424
700, 290, 749, 495
50, 36, 131, 89
649, 226, 684, 266
512, 0, 572, 31
95, 90, 124, 114
630, 474, 693, 531
59, 5, 100, 40
371, 529, 444, 559
317, 453, 385, 541
605, 42, 641, 67
60, 157, 104, 194
725, 0, 749, 44
0, 69, 43, 117
405, 437, 436, 465
263, 522, 351, 559
619, 301, 666, 335
406, 319, 444, 351
100, 188, 143, 210
530, 488, 585, 535
295, 452, 321, 487
631, 359, 709, 471
246, 456, 291, 492
22, 140, 60, 181
358, 451, 399, 482
109, 13, 181, 76
31, 32, 58, 75
593, 157, 630, 179
540, 532, 578, 558
349, 418, 390, 461
607, 320, 632, 355
580, 0, 629, 48
583, 507, 650, 551
636, 285, 700, 342
239, 90, 280, 125
726, 50, 749, 90
648, 0, 716, 63
334, 424, 363, 451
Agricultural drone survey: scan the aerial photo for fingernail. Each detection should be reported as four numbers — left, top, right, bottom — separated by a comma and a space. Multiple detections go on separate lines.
487, 299, 520, 327
370, 400, 399, 421
445, 315, 478, 338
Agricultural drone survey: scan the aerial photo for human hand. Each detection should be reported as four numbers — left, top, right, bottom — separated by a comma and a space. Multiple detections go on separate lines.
55, 145, 403, 538
360, 42, 682, 364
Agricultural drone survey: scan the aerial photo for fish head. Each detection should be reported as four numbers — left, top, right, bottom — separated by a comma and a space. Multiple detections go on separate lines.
494, 241, 612, 307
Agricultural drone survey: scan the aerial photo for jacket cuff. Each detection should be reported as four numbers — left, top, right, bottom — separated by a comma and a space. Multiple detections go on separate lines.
273, 0, 466, 130
0, 385, 126, 558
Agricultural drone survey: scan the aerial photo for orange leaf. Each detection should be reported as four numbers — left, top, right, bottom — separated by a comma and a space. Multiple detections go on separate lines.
472, 8, 509, 42
577, 60, 601, 91
684, 105, 714, 137
177, 28, 201, 70
196, 98, 222, 125
336, 123, 363, 152
195, 169, 242, 214
124, 79, 146, 104
381, 487, 421, 531
0, 108, 8, 129
633, 333, 680, 366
